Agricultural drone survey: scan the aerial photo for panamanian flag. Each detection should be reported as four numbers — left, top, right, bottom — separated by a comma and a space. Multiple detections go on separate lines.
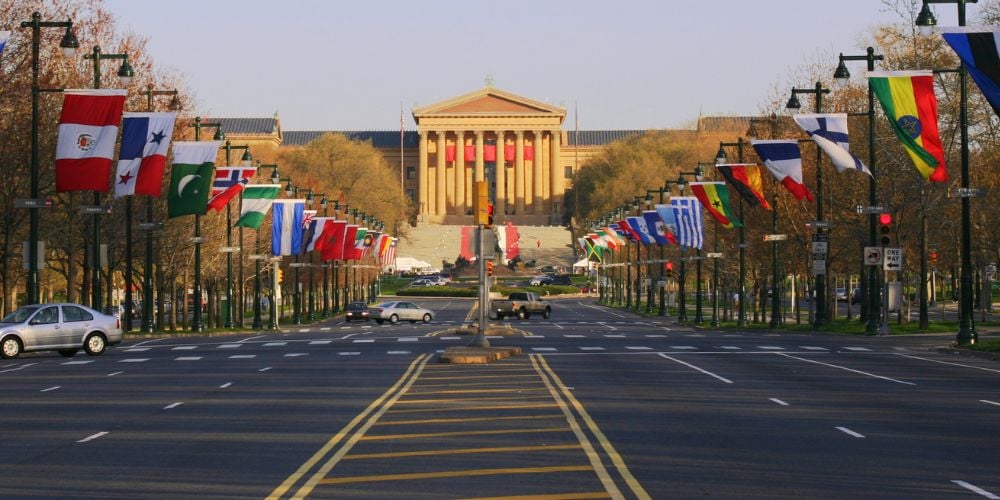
115, 112, 177, 198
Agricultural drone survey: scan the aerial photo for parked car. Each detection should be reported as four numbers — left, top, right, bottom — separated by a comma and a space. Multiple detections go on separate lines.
529, 275, 551, 286
344, 301, 369, 322
539, 265, 558, 274
548, 274, 573, 286
850, 287, 863, 304
0, 303, 123, 359
370, 301, 434, 324
835, 287, 848, 301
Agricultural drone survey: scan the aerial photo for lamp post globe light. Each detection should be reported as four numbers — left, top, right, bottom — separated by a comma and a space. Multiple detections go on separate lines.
785, 81, 831, 327
83, 45, 135, 315
715, 139, 749, 327
916, 0, 978, 345
833, 47, 885, 335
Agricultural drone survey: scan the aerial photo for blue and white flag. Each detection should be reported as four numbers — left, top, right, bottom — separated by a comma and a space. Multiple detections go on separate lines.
654, 204, 679, 244
942, 28, 1000, 117
670, 197, 704, 250
271, 199, 305, 256
0, 32, 10, 57
626, 216, 654, 246
643, 210, 671, 245
793, 113, 872, 177
750, 139, 814, 201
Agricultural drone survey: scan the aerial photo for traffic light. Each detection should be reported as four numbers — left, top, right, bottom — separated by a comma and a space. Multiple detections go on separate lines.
879, 213, 892, 246
486, 203, 494, 228
930, 249, 939, 265
277, 268, 284, 283
486, 260, 494, 277
665, 261, 674, 278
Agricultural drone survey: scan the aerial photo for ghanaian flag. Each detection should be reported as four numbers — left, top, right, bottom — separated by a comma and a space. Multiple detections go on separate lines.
869, 71, 947, 182
689, 182, 742, 228
716, 163, 771, 210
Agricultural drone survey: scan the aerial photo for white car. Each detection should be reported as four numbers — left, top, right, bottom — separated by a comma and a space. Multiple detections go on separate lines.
369, 301, 434, 324
0, 303, 123, 359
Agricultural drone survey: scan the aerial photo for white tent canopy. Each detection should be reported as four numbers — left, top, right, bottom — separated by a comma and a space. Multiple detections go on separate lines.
573, 258, 597, 272
395, 257, 434, 273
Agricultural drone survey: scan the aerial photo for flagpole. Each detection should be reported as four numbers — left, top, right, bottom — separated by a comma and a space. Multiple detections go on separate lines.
191, 117, 223, 332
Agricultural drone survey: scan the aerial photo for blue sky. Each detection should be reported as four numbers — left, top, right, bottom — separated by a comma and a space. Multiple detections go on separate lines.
104, 0, 963, 131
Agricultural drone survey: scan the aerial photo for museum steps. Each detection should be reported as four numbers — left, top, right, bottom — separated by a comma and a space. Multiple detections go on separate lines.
398, 223, 575, 272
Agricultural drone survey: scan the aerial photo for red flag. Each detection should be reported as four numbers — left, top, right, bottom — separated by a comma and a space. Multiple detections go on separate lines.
342, 225, 359, 260
445, 145, 456, 162
319, 220, 347, 261
55, 89, 127, 192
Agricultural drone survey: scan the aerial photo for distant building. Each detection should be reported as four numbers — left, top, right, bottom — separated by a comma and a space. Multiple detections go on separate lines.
210, 87, 750, 226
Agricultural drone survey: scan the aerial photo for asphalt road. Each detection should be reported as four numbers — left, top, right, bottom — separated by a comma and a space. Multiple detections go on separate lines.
1, 297, 998, 499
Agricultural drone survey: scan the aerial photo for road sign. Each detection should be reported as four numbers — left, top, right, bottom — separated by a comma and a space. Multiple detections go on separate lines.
137, 222, 163, 230
79, 205, 111, 214
14, 198, 53, 209
952, 187, 985, 198
219, 246, 241, 253
883, 247, 903, 271
248, 254, 268, 260
763, 234, 787, 241
706, 252, 723, 258
812, 260, 826, 275
808, 221, 832, 229
812, 241, 828, 254
864, 246, 882, 266
856, 205, 887, 214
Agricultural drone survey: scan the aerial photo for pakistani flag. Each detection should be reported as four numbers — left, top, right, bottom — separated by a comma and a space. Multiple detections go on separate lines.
168, 141, 220, 218
235, 184, 281, 229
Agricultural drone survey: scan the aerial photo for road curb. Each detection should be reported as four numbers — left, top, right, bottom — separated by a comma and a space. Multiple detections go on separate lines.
934, 347, 1000, 362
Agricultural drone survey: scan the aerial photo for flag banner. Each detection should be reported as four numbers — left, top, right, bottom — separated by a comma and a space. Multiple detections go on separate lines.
582, 236, 603, 262
460, 226, 476, 261
484, 144, 496, 162
942, 29, 1000, 117
299, 210, 317, 254
793, 113, 872, 176
716, 163, 772, 210
615, 219, 641, 242
168, 141, 221, 218
523, 145, 535, 161
115, 112, 177, 198
372, 234, 388, 262
207, 166, 257, 211
670, 197, 704, 250
602, 226, 626, 248
381, 237, 398, 267
342, 225, 360, 260
609, 222, 630, 243
271, 199, 305, 256
0, 31, 9, 56
361, 231, 379, 258
305, 216, 333, 252
319, 220, 348, 261
55, 89, 127, 192
654, 204, 679, 244
234, 184, 280, 229
464, 145, 475, 163
346, 227, 368, 261
868, 70, 947, 182
445, 145, 456, 162
689, 181, 742, 228
750, 140, 814, 201
505, 222, 520, 261
643, 210, 671, 245
626, 216, 655, 245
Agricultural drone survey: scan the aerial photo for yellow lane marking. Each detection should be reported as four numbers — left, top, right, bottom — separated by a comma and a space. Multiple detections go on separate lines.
530, 354, 624, 500
317, 465, 592, 485
343, 443, 582, 460
405, 387, 549, 396
290, 354, 433, 499
418, 374, 540, 381
267, 354, 429, 500
393, 394, 553, 405
359, 426, 569, 441
535, 355, 651, 500
374, 414, 564, 426
461, 492, 611, 500
384, 402, 559, 414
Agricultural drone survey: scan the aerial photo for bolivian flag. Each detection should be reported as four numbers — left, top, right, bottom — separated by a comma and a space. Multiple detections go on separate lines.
689, 182, 742, 228
869, 71, 947, 182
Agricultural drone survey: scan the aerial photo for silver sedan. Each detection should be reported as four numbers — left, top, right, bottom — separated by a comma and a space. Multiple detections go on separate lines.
0, 303, 123, 359
369, 301, 434, 325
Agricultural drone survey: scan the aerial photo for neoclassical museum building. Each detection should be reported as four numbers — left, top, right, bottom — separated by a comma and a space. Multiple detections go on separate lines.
211, 87, 746, 226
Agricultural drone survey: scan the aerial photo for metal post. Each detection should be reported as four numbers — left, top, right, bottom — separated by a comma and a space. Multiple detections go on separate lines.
470, 225, 490, 347
252, 230, 263, 330
695, 249, 704, 323
678, 246, 687, 322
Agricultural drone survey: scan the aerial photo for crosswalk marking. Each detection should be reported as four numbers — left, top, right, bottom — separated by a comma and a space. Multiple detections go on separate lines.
579, 347, 605, 351
843, 347, 871, 351
229, 355, 256, 359
175, 356, 202, 361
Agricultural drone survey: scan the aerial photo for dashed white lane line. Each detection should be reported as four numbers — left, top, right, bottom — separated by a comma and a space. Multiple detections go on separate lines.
440, 336, 461, 340
896, 354, 1000, 374
124, 347, 150, 352
219, 344, 242, 349
77, 432, 108, 443
836, 426, 865, 438
41, 386, 60, 392
259, 367, 272, 372
604, 334, 625, 338
283, 353, 308, 357
264, 342, 288, 347
229, 355, 256, 359
163, 402, 183, 410
758, 346, 785, 350
671, 346, 696, 350
982, 400, 1000, 407
719, 346, 741, 350
172, 346, 198, 350
175, 357, 202, 361
952, 480, 1000, 499
645, 334, 667, 338
579, 347, 605, 351
843, 347, 871, 351
120, 358, 149, 363
532, 347, 558, 352
63, 360, 92, 365
658, 353, 733, 384
800, 346, 828, 351
339, 352, 361, 356
526, 335, 546, 339
398, 337, 419, 342
353, 339, 375, 343
770, 398, 790, 406
565, 335, 586, 338
779, 353, 915, 385
387, 351, 411, 355
309, 340, 332, 345
107, 371, 123, 377
320, 327, 332, 331
220, 382, 232, 388
626, 346, 652, 351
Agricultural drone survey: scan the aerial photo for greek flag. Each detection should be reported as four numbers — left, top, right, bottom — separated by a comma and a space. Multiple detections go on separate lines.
670, 197, 704, 250
793, 113, 871, 176
271, 199, 305, 256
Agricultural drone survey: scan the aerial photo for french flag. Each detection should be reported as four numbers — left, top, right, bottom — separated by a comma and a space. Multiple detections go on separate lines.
750, 140, 815, 202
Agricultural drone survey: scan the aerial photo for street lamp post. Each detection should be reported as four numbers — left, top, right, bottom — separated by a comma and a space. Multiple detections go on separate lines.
191, 117, 224, 331
644, 189, 664, 315
917, 0, 978, 345
333, 201, 342, 314
83, 46, 134, 315
785, 81, 831, 327
252, 164, 282, 330
715, 139, 748, 327
834, 47, 885, 334
311, 193, 329, 318
222, 141, 252, 328
673, 166, 706, 322
140, 86, 179, 333
20, 12, 79, 306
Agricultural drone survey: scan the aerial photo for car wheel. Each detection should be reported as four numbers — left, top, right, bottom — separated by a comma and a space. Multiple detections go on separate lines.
84, 333, 107, 356
422, 313, 432, 323
543, 308, 551, 319
389, 314, 399, 324
517, 308, 527, 320
1, 336, 21, 359
496, 312, 505, 320
376, 319, 384, 324
58, 349, 79, 357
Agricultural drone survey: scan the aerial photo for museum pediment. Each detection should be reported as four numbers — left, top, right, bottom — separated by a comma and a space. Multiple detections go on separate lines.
413, 87, 565, 119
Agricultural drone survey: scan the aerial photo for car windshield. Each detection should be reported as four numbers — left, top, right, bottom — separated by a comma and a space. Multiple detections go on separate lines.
1, 306, 40, 323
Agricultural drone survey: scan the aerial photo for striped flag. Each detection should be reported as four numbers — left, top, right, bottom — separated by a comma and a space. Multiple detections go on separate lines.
793, 113, 872, 176
689, 181, 742, 228
271, 199, 305, 256
305, 216, 332, 252
716, 163, 771, 210
670, 197, 704, 250
869, 71, 947, 182
750, 140, 814, 201
942, 29, 1000, 117
381, 237, 398, 267
207, 166, 256, 211
234, 184, 280, 229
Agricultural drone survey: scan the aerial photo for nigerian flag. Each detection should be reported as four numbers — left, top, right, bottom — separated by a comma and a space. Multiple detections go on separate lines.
235, 184, 282, 229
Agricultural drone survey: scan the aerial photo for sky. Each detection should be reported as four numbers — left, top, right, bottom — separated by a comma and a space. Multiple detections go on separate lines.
102, 0, 966, 132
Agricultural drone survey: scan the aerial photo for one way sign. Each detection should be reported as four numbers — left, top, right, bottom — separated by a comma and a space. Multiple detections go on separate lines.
883, 248, 903, 271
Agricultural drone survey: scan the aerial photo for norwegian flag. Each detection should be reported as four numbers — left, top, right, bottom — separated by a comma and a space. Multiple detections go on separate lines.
207, 166, 256, 211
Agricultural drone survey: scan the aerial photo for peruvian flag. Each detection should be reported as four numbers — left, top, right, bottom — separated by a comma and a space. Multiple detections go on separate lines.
55, 89, 127, 192
115, 112, 177, 198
